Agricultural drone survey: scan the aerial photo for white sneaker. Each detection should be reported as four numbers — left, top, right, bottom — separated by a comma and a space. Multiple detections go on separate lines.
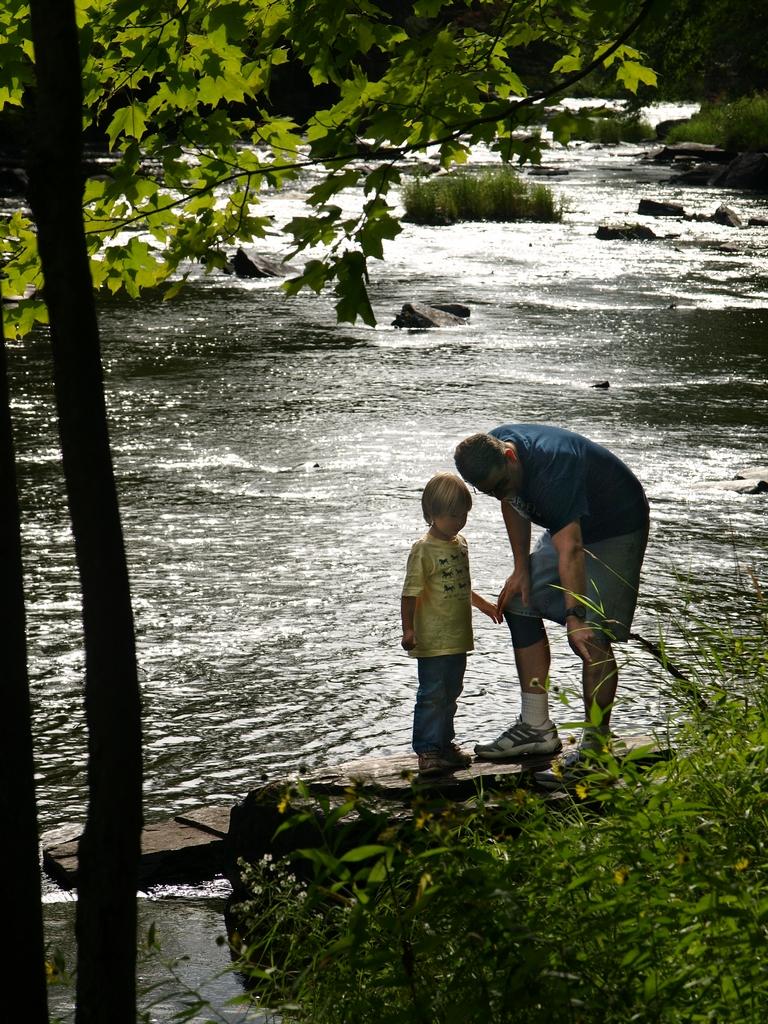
474, 716, 562, 761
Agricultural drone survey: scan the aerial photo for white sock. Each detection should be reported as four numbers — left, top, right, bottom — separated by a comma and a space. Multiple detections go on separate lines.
520, 690, 550, 727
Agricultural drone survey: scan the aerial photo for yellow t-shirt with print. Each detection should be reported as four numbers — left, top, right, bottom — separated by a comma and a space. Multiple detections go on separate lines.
402, 533, 474, 658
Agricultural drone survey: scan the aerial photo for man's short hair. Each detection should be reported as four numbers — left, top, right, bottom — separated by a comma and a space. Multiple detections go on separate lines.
421, 472, 472, 525
454, 433, 507, 487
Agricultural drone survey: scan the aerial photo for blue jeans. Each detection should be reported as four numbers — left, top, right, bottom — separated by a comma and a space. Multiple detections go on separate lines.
412, 654, 467, 754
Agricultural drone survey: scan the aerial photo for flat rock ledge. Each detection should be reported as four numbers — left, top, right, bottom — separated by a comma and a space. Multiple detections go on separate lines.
42, 806, 233, 891
42, 734, 666, 891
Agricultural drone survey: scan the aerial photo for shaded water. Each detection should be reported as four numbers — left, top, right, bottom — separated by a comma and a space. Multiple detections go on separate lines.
11, 121, 768, 841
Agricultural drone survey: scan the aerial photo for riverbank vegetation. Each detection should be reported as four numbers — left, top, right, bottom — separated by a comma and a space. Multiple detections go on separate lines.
402, 168, 564, 226
666, 94, 768, 152
232, 578, 768, 1023
569, 110, 655, 143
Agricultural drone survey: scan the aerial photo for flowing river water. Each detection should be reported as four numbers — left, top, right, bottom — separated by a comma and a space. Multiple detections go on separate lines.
9, 103, 767, 1016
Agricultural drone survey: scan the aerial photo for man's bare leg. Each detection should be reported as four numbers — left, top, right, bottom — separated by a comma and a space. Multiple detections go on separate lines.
513, 635, 551, 693
582, 637, 618, 732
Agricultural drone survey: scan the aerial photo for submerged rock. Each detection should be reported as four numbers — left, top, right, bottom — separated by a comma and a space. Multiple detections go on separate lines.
392, 302, 470, 328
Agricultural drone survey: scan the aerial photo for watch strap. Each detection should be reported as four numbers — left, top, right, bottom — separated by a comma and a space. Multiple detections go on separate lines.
564, 605, 587, 620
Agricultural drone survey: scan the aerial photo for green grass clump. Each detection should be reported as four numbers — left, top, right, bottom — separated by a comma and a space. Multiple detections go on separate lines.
232, 577, 768, 1024
667, 94, 768, 151
401, 167, 563, 226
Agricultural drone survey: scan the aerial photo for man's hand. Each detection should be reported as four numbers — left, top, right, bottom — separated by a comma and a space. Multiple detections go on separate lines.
497, 566, 530, 614
401, 629, 416, 651
566, 617, 596, 663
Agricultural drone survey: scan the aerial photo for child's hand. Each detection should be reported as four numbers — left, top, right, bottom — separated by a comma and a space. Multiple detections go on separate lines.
401, 630, 416, 651
475, 596, 504, 624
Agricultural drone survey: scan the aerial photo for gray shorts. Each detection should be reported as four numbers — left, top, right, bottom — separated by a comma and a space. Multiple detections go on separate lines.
505, 526, 647, 643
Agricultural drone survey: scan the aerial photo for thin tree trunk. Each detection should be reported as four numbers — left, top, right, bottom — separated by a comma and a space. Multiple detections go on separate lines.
26, 3, 144, 1022
0, 288, 49, 1022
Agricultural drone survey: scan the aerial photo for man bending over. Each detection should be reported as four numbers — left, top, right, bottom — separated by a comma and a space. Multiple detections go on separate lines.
454, 424, 649, 763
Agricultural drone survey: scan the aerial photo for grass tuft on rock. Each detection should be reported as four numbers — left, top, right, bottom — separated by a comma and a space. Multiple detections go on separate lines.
402, 167, 563, 226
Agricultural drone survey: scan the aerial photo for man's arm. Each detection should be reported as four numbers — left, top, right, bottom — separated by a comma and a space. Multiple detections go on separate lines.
496, 501, 532, 612
550, 519, 595, 662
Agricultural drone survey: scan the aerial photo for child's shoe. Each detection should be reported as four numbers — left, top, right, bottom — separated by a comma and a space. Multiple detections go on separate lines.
417, 751, 457, 775
441, 742, 472, 769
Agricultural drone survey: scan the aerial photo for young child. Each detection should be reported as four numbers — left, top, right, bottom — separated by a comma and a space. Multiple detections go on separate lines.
401, 471, 501, 775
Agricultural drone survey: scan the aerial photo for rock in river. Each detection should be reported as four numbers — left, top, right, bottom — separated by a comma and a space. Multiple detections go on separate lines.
595, 224, 657, 241
704, 466, 768, 495
392, 302, 470, 328
638, 199, 687, 218
712, 152, 768, 191
231, 248, 292, 278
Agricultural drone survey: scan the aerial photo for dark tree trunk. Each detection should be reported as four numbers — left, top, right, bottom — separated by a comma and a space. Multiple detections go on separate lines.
0, 291, 49, 1022
26, 3, 144, 1022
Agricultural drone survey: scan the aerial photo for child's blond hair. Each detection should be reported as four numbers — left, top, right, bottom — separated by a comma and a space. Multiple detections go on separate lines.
421, 471, 473, 525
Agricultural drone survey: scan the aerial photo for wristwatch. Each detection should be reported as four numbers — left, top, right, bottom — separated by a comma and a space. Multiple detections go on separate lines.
564, 605, 587, 620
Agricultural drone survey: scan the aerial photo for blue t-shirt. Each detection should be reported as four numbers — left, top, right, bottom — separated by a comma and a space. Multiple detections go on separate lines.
490, 424, 648, 542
